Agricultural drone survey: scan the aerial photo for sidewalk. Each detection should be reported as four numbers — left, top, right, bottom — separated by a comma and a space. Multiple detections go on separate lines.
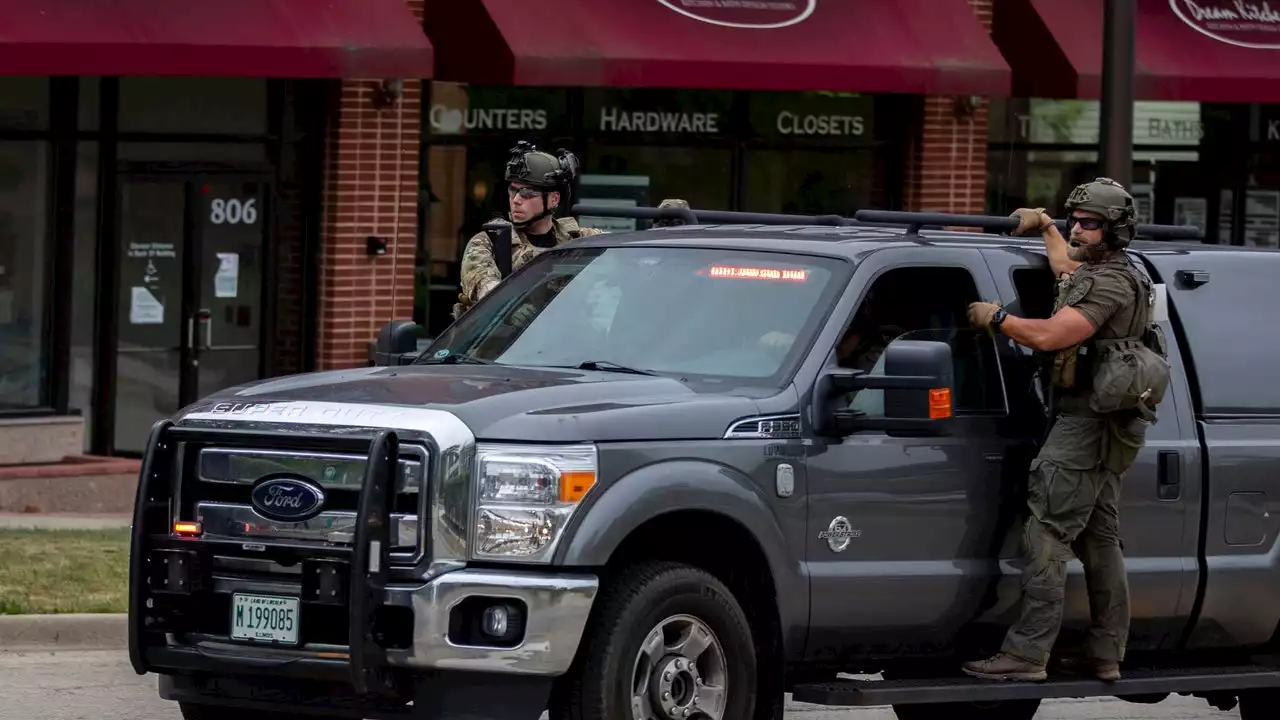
0, 513, 131, 530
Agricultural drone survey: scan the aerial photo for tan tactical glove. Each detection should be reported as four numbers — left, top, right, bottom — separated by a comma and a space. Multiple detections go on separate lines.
967, 300, 1002, 329
1009, 207, 1053, 237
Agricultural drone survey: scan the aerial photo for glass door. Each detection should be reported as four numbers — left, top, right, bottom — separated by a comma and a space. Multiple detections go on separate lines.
112, 174, 268, 453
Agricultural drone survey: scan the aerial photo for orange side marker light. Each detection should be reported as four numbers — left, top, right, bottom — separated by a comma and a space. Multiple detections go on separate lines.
173, 521, 203, 536
928, 388, 952, 420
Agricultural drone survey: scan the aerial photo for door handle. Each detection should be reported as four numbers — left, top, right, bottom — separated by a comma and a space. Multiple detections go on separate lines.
192, 309, 213, 350
1157, 450, 1181, 501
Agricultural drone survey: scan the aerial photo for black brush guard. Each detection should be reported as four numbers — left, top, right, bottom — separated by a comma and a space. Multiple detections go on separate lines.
128, 420, 404, 695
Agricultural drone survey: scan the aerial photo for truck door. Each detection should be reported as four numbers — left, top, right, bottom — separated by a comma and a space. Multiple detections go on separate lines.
803, 246, 1024, 659
980, 247, 1197, 652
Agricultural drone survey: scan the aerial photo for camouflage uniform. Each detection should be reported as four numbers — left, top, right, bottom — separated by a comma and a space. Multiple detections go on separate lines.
964, 178, 1151, 682
451, 200, 692, 321
452, 216, 602, 320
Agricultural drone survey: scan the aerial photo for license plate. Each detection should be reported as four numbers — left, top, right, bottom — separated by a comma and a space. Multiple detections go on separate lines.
230, 593, 300, 645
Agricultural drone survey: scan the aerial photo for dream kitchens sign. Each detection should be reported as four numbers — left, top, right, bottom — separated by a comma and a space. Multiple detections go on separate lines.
1171, 0, 1280, 48
655, 0, 816, 28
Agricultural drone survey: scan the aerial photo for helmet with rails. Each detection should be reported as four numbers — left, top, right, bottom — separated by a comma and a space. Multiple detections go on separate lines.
503, 140, 580, 227
504, 140, 579, 189
1064, 176, 1138, 249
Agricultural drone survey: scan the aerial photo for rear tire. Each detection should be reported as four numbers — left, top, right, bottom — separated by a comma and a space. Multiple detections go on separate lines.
549, 560, 757, 720
179, 701, 329, 720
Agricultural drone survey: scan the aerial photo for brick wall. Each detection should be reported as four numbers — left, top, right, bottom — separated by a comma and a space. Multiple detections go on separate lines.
904, 0, 994, 215
314, 0, 424, 370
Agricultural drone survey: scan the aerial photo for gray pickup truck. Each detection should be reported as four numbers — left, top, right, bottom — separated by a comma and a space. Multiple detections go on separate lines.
129, 205, 1280, 720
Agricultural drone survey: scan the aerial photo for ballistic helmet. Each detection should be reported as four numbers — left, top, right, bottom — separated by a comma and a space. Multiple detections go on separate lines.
504, 140, 579, 190
1064, 177, 1138, 249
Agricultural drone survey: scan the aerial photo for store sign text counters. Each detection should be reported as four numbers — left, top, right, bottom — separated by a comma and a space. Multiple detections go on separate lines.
429, 104, 548, 134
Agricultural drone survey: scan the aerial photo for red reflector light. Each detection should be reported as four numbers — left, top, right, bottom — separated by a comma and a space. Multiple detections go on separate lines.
705, 265, 808, 281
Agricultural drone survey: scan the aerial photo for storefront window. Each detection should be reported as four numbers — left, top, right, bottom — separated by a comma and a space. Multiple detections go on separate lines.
743, 92, 876, 215
118, 77, 269, 135
69, 143, 99, 443
0, 141, 50, 409
580, 89, 733, 230
986, 98, 1207, 228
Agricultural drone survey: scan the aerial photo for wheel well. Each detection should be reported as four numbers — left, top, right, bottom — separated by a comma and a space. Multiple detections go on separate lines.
602, 510, 783, 662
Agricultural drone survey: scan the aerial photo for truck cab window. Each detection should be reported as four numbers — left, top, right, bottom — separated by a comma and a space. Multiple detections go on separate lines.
836, 265, 1008, 417
1012, 266, 1055, 319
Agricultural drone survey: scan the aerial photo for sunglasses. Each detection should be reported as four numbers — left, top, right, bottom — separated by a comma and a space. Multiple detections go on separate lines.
1068, 215, 1107, 231
508, 186, 543, 199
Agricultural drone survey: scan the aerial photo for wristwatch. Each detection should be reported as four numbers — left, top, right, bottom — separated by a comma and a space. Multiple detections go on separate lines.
992, 308, 1008, 329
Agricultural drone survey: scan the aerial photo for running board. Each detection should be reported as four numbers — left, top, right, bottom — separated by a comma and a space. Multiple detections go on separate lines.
791, 665, 1280, 706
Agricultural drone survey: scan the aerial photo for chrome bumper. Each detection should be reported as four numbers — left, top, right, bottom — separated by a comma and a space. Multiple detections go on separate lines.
384, 568, 599, 676
175, 567, 599, 679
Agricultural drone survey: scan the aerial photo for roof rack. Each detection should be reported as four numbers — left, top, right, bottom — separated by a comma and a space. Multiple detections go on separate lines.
571, 204, 1206, 241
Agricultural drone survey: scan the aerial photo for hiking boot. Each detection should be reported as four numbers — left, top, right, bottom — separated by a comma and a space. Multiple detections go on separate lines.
1057, 656, 1121, 681
961, 653, 1048, 682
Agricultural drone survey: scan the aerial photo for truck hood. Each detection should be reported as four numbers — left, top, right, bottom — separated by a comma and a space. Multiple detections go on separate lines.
182, 365, 765, 442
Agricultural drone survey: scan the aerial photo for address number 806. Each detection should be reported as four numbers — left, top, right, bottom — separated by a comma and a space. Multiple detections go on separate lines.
210, 198, 258, 225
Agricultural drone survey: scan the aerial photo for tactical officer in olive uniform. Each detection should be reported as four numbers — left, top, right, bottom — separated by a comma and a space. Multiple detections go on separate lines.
961, 178, 1166, 683
453, 141, 603, 320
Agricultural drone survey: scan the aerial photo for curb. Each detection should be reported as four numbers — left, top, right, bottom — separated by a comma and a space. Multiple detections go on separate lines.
0, 613, 127, 652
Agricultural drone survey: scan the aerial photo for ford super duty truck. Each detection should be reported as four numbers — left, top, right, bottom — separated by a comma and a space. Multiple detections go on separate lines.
129, 205, 1280, 720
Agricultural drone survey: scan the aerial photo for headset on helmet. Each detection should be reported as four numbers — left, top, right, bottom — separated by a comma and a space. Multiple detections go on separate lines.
1064, 176, 1137, 249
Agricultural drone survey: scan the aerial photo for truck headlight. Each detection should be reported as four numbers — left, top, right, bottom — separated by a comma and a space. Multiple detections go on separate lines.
472, 443, 597, 563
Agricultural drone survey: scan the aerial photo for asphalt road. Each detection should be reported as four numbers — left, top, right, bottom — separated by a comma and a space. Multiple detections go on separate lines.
0, 649, 1240, 720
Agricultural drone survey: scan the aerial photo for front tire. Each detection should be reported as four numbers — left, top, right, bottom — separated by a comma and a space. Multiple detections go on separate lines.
549, 560, 757, 720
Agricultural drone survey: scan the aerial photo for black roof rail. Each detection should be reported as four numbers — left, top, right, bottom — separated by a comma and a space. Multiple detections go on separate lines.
571, 204, 1205, 241
572, 204, 860, 227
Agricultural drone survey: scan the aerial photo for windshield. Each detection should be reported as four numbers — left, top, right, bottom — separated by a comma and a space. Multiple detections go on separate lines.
420, 246, 849, 388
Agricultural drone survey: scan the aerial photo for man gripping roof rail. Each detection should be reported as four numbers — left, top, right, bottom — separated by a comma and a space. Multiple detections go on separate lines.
962, 178, 1172, 684
451, 139, 688, 322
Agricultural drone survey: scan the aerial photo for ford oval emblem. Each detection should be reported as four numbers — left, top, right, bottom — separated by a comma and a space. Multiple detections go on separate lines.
250, 475, 326, 522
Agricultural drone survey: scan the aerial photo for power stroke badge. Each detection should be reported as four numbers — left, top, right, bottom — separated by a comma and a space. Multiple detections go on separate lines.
819, 516, 861, 553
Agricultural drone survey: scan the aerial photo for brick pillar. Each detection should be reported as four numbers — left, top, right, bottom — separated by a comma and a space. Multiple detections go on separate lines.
315, 0, 424, 370
904, 0, 994, 215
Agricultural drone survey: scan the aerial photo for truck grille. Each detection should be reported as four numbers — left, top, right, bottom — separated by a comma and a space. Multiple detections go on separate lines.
175, 445, 428, 557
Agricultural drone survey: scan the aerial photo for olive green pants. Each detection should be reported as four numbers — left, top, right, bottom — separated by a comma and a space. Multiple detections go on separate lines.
1000, 411, 1147, 666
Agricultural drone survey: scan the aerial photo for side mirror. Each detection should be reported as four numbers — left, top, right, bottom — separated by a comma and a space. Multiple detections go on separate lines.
814, 339, 956, 438
371, 320, 421, 366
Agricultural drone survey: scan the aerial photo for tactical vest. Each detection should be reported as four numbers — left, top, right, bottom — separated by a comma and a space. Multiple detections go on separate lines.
1045, 258, 1170, 422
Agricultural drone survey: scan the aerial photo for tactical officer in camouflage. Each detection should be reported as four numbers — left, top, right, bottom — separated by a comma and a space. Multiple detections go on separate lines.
452, 141, 604, 320
961, 178, 1159, 684
453, 142, 689, 321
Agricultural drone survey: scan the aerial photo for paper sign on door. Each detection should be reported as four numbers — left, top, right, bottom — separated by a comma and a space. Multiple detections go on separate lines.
215, 253, 239, 298
129, 286, 164, 324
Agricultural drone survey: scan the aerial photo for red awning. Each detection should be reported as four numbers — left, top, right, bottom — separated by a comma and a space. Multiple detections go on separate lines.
0, 0, 433, 78
424, 0, 1010, 95
996, 0, 1280, 101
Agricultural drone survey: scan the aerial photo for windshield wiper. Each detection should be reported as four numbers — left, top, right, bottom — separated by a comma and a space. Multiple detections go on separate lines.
418, 352, 494, 365
566, 360, 658, 376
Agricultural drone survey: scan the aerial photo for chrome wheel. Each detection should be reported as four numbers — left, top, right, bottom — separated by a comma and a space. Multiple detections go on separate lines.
630, 613, 729, 720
